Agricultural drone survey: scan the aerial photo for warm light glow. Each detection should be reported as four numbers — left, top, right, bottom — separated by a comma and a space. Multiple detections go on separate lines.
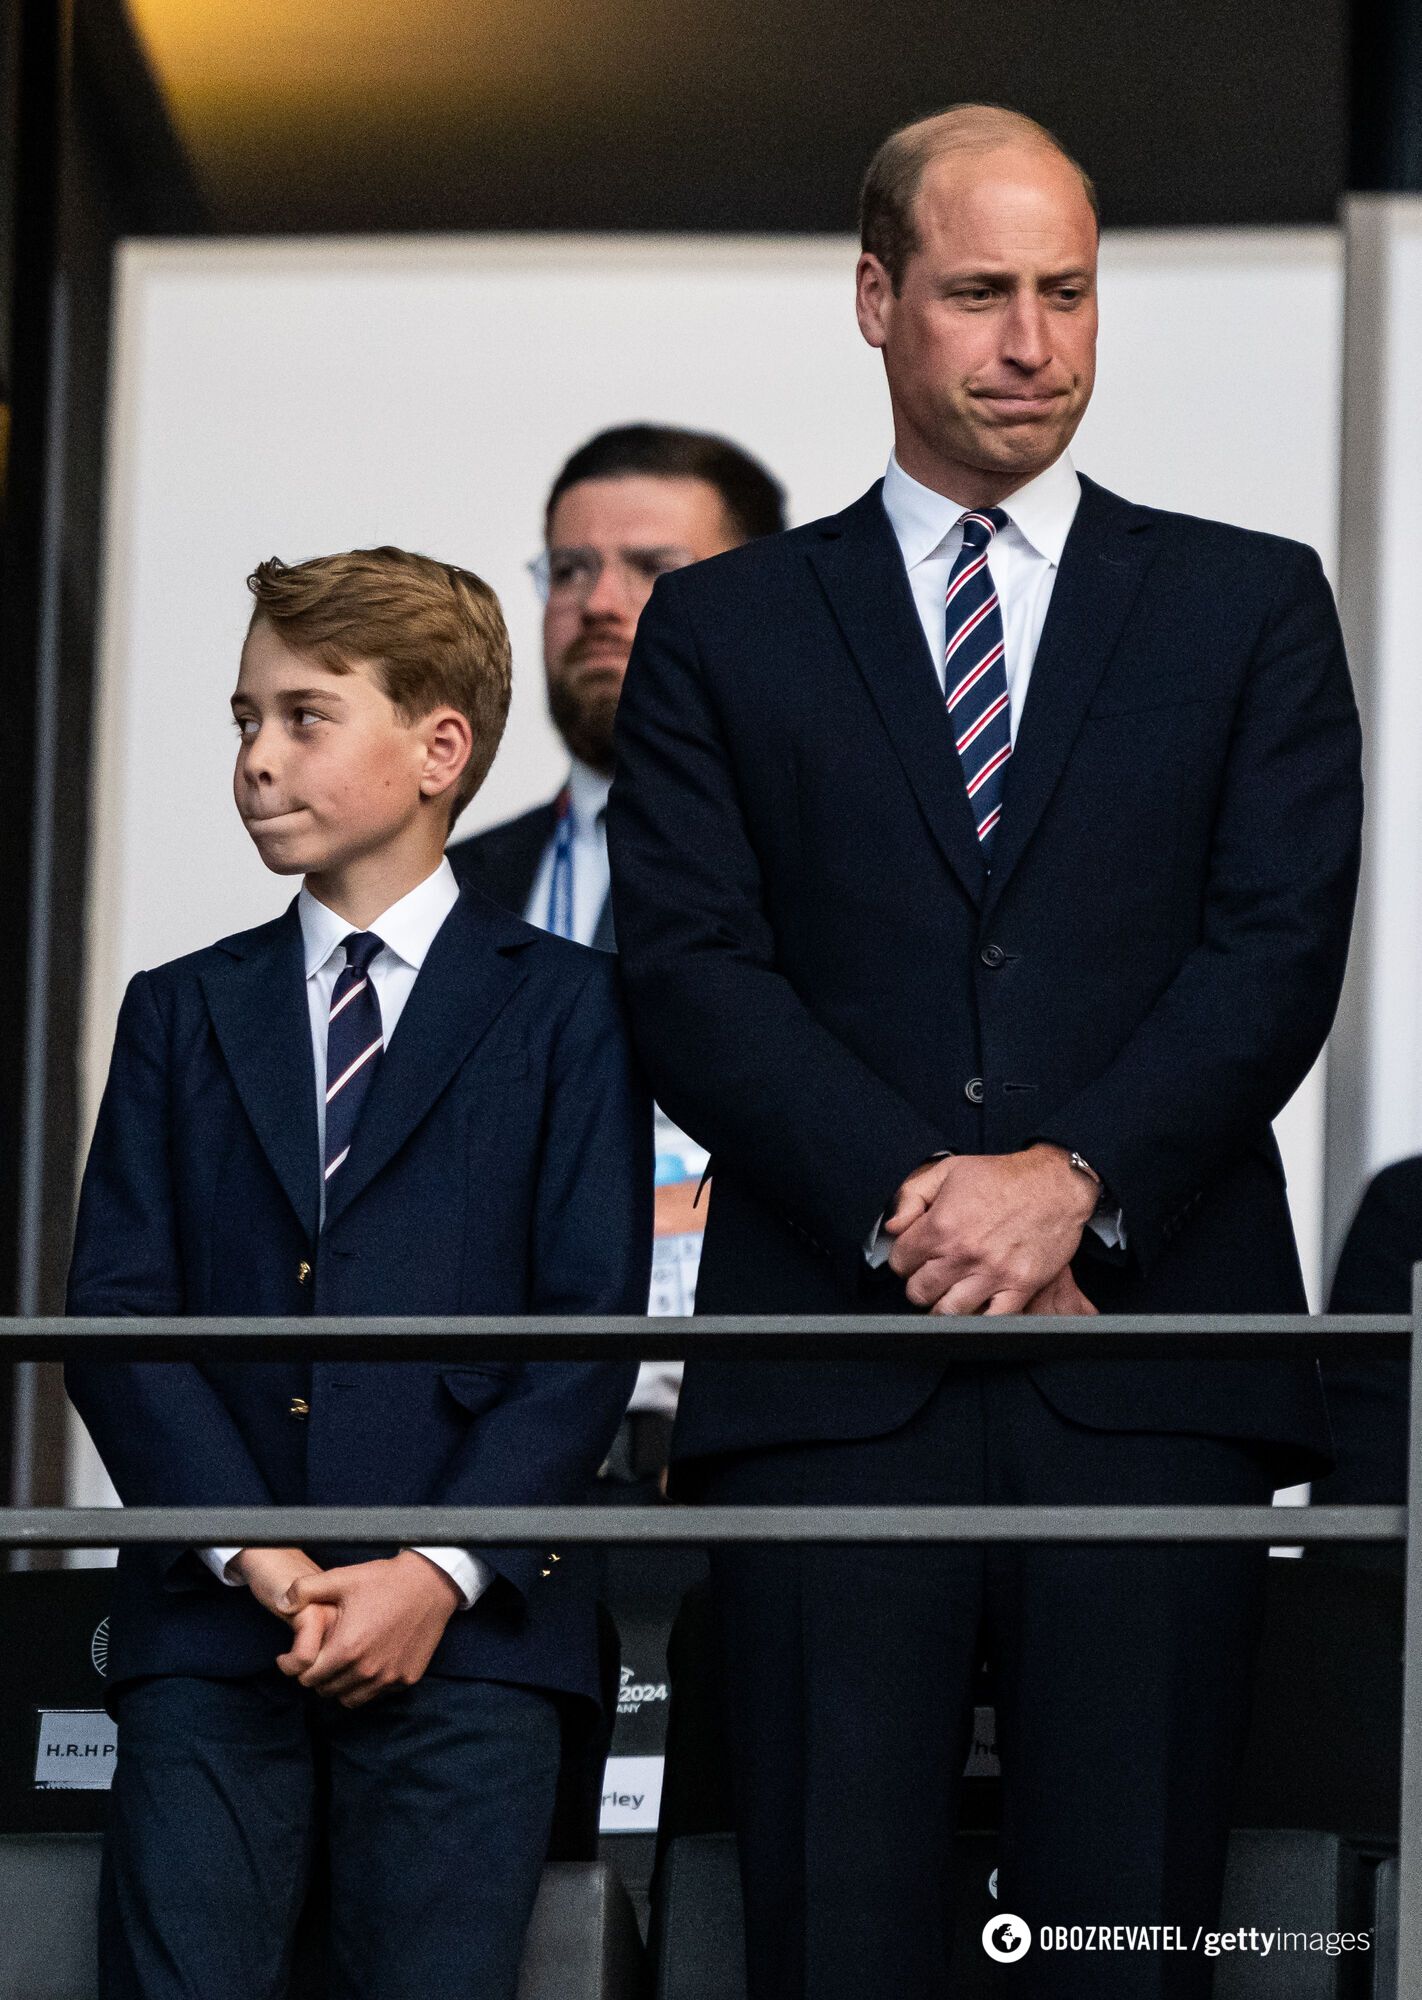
126, 0, 642, 149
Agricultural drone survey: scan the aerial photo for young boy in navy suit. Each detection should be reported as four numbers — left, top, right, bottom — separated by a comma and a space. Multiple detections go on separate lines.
67, 547, 650, 2000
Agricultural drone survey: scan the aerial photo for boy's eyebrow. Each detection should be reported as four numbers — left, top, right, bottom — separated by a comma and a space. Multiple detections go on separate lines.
229, 686, 347, 711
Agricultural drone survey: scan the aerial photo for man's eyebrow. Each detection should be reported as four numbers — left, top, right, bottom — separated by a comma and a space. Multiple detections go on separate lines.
548, 541, 690, 556
938, 265, 1095, 286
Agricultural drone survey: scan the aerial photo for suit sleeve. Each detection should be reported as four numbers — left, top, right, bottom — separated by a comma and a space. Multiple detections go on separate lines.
606, 571, 950, 1264
1034, 544, 1363, 1269
1315, 1163, 1419, 1503
428, 956, 649, 1601
65, 972, 276, 1531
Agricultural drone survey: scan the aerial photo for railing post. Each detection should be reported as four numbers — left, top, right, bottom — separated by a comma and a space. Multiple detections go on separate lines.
1395, 1265, 1422, 1993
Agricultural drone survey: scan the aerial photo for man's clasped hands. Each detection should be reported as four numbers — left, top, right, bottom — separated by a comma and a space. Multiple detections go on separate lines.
885, 1141, 1101, 1318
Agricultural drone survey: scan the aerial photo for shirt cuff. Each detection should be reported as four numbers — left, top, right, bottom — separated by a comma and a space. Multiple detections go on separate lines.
1086, 1205, 1127, 1251
199, 1546, 245, 1587
864, 1150, 954, 1265
407, 1546, 492, 1611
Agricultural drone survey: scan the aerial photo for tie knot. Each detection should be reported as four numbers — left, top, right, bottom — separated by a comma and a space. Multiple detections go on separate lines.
340, 931, 384, 978
959, 508, 1007, 551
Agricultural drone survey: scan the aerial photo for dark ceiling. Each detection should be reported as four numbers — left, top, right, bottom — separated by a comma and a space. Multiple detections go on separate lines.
124, 0, 1350, 236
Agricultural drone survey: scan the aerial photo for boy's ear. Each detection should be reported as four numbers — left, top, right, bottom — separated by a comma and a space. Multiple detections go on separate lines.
418, 707, 474, 807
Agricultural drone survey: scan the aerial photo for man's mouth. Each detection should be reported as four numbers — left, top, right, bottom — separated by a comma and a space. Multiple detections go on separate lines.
973, 390, 1066, 418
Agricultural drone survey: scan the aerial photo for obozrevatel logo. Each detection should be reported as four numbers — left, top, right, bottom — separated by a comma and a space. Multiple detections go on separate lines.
91, 1619, 109, 1678
982, 1915, 1033, 1962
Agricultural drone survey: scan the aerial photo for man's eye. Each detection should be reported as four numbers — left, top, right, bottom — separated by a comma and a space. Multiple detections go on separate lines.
631, 552, 688, 583
549, 553, 595, 589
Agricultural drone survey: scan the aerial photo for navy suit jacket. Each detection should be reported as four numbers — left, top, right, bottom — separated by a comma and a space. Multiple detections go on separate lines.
448, 799, 557, 918
66, 884, 651, 1703
607, 477, 1363, 1483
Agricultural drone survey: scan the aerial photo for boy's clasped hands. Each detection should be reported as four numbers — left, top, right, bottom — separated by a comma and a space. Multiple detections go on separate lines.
233, 1547, 462, 1707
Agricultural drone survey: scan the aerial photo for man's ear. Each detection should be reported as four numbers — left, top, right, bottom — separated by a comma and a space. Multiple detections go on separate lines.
419, 707, 474, 805
855, 251, 895, 351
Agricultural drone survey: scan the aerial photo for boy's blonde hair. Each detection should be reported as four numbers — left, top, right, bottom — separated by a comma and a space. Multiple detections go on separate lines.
246, 547, 512, 824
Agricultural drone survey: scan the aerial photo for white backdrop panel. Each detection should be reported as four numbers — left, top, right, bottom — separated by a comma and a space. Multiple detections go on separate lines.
72, 229, 1344, 1508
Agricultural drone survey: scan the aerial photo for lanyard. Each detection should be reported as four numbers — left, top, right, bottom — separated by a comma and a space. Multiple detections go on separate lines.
546, 787, 575, 940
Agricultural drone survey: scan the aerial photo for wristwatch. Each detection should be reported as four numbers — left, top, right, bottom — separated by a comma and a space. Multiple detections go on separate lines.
1068, 1150, 1112, 1215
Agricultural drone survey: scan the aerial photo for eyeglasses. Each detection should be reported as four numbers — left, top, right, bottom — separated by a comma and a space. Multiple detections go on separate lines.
528, 544, 697, 606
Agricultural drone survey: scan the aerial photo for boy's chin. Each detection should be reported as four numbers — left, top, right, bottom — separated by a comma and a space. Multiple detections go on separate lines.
246, 830, 323, 877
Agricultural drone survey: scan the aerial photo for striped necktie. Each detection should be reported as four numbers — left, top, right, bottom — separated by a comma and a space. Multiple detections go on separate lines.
944, 507, 1011, 861
324, 931, 385, 1186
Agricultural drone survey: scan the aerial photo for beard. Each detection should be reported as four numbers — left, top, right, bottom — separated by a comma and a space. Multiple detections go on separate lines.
547, 650, 624, 776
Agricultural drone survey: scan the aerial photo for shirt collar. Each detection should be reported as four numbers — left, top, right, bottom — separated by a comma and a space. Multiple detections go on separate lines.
298, 856, 460, 979
881, 448, 1081, 570
567, 757, 612, 836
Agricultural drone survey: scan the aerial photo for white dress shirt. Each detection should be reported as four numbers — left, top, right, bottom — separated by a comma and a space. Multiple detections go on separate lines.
523, 758, 686, 1415
870, 448, 1124, 1254
201, 858, 492, 1611
524, 757, 612, 946
880, 446, 1080, 733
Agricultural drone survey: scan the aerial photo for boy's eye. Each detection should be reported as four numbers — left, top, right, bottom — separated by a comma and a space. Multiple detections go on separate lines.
295, 709, 324, 727
234, 716, 258, 737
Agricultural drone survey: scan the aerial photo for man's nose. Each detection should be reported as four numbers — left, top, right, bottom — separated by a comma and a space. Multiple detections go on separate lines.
582, 557, 636, 620
1001, 295, 1053, 372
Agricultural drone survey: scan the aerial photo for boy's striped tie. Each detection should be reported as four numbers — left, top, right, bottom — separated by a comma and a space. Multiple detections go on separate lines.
324, 931, 385, 1184
944, 507, 1012, 861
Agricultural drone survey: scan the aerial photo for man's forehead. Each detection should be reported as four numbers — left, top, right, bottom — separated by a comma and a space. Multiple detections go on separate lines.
912, 144, 1098, 248
547, 473, 723, 546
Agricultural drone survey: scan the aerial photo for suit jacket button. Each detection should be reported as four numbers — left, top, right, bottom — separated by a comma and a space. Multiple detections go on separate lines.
296, 1262, 312, 1286
289, 1396, 310, 1420
979, 944, 1006, 970
965, 1077, 985, 1105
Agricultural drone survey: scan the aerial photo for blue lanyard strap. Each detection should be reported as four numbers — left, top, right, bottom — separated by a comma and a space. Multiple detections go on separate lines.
546, 787, 575, 940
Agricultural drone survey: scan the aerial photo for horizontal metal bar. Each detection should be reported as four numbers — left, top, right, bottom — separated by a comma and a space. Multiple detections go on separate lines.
0, 1314, 1410, 1362
0, 1506, 1404, 1549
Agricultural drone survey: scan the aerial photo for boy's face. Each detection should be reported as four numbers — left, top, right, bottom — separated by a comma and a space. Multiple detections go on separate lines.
231, 619, 457, 879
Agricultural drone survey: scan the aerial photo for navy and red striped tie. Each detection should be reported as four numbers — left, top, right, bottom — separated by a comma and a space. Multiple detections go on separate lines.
324, 931, 385, 1186
944, 508, 1011, 862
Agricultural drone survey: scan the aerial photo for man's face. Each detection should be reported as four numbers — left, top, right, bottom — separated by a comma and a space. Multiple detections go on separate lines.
856, 143, 1099, 500
542, 473, 738, 773
232, 619, 452, 877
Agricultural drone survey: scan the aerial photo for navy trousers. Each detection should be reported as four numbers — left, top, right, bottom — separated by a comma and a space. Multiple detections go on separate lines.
100, 1671, 562, 2000
698, 1365, 1274, 2000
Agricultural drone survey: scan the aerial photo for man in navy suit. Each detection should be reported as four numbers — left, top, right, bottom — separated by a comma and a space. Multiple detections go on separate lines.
607, 108, 1362, 1998
67, 546, 650, 2000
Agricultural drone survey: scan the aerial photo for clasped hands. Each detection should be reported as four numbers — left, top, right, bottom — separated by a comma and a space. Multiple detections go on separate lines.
232, 1547, 462, 1708
884, 1143, 1099, 1316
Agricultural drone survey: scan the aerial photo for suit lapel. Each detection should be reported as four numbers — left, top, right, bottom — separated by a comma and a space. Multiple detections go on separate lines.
200, 904, 321, 1240
983, 477, 1155, 914
808, 485, 987, 906
322, 887, 530, 1231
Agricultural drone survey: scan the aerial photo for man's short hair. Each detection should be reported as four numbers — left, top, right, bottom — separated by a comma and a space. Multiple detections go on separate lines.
545, 424, 786, 544
246, 547, 512, 825
860, 103, 1099, 293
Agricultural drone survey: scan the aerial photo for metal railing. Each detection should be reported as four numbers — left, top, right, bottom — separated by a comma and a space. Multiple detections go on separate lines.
2, 1302, 1417, 1990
